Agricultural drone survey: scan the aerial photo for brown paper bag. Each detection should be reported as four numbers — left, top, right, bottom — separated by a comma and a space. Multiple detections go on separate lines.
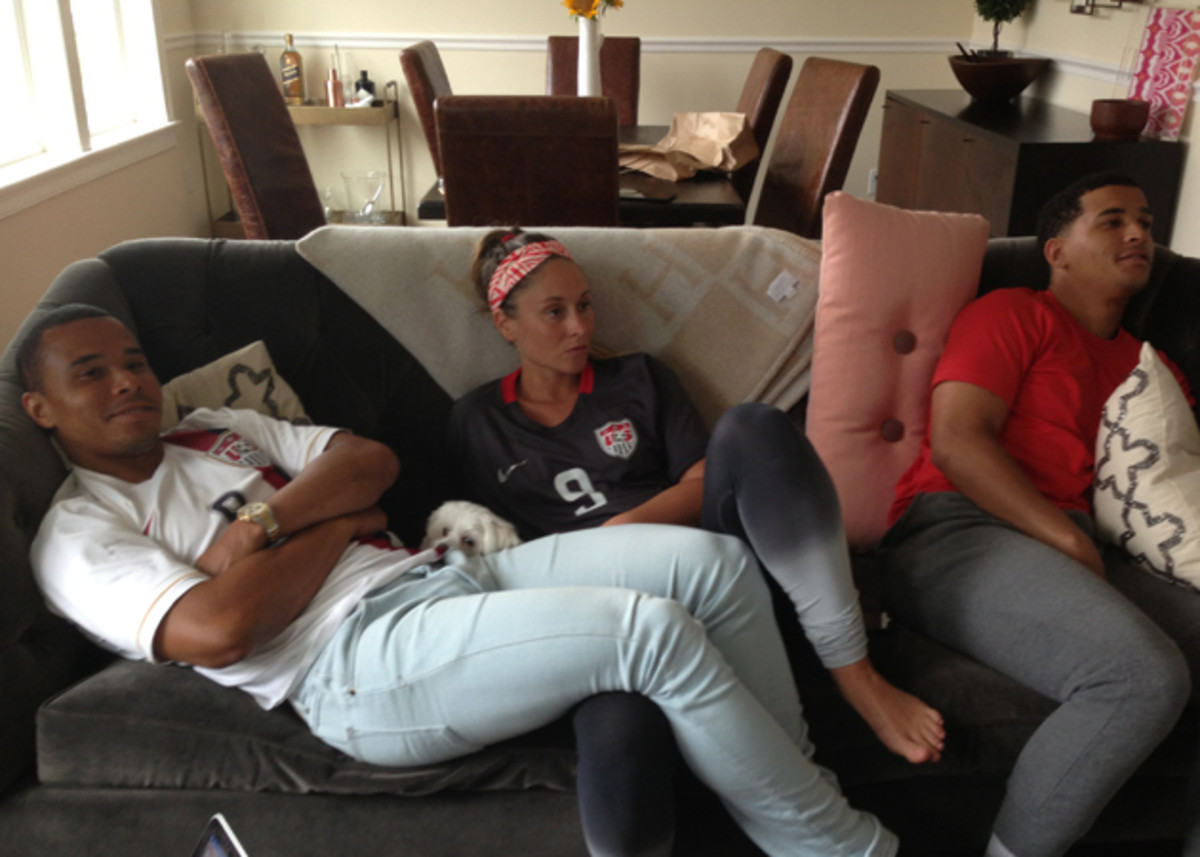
619, 112, 759, 181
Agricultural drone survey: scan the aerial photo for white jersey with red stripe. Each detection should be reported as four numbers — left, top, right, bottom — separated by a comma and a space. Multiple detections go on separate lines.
31, 408, 444, 710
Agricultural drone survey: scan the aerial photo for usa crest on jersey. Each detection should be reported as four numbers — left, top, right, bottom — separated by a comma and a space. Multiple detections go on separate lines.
595, 419, 638, 459
209, 431, 273, 468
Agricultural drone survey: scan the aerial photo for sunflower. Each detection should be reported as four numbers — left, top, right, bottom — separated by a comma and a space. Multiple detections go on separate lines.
562, 0, 598, 17
563, 0, 622, 18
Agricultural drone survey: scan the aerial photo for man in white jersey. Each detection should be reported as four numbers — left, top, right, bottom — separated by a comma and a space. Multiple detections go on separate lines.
19, 304, 900, 857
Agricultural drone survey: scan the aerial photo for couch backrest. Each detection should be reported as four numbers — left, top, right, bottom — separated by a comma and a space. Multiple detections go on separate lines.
0, 260, 126, 795
295, 225, 825, 428
0, 237, 459, 793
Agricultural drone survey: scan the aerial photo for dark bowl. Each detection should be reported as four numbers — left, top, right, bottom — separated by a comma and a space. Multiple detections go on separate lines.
1090, 98, 1150, 141
949, 55, 1050, 103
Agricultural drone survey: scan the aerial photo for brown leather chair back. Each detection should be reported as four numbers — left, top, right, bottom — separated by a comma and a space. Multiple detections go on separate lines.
754, 57, 880, 239
436, 95, 619, 227
732, 48, 793, 204
545, 36, 640, 127
400, 40, 453, 178
186, 52, 326, 241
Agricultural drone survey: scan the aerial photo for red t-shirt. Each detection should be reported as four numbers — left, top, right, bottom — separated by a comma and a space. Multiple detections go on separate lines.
890, 288, 1193, 524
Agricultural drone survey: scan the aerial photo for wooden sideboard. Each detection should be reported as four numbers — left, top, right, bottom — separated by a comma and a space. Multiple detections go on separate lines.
876, 90, 1185, 242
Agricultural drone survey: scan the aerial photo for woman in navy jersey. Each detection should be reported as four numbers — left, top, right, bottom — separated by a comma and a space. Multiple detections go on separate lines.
450, 228, 945, 856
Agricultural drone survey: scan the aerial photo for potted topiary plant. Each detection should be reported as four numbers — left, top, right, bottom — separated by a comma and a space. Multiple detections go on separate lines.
975, 0, 1033, 56
950, 0, 1049, 103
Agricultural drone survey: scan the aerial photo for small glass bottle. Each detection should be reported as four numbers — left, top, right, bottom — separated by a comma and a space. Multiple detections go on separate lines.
355, 70, 377, 106
325, 68, 345, 108
280, 33, 305, 105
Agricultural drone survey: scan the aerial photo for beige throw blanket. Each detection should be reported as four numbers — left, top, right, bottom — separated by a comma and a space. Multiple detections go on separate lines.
296, 225, 820, 428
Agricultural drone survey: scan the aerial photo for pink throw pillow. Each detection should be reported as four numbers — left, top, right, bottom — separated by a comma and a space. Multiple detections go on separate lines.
807, 192, 990, 551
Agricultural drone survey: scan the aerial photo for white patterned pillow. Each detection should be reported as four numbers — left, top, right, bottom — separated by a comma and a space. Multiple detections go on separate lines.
1094, 342, 1200, 590
160, 341, 310, 431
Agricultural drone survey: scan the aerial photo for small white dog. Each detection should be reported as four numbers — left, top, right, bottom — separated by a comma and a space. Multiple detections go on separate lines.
420, 500, 523, 556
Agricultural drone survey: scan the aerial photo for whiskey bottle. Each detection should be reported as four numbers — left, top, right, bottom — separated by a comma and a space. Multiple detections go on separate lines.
280, 33, 305, 105
355, 71, 377, 106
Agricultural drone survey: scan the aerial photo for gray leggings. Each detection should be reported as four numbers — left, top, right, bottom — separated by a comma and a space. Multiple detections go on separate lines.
703, 402, 868, 669
881, 491, 1199, 857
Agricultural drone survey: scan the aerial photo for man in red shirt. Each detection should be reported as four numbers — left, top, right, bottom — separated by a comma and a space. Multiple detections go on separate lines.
882, 172, 1199, 857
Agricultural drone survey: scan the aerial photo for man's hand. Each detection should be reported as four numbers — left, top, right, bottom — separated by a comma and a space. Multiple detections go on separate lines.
345, 505, 388, 540
157, 513, 364, 667
931, 381, 1106, 578
266, 432, 399, 539
195, 520, 269, 577
1059, 526, 1107, 579
154, 434, 399, 668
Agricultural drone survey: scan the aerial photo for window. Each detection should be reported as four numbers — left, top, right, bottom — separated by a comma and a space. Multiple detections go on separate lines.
0, 0, 170, 195
0, 0, 41, 168
71, 0, 134, 140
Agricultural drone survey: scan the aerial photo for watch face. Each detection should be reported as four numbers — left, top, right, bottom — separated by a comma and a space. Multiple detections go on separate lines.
238, 502, 279, 539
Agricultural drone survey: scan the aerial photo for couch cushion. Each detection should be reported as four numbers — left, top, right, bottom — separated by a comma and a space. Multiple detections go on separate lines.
38, 660, 577, 795
160, 341, 310, 431
1095, 342, 1200, 589
806, 193, 989, 551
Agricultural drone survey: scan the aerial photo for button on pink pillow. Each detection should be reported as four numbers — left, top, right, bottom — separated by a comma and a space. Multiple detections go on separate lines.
807, 192, 990, 551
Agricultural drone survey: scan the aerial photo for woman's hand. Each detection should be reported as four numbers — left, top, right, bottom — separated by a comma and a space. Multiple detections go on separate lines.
600, 459, 706, 528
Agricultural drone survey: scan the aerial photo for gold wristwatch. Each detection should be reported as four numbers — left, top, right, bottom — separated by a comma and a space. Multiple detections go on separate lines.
236, 501, 281, 543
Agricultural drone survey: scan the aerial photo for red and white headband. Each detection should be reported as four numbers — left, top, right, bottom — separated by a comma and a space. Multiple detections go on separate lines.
487, 239, 573, 311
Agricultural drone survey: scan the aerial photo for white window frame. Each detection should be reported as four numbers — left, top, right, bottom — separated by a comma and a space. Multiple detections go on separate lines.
0, 0, 175, 219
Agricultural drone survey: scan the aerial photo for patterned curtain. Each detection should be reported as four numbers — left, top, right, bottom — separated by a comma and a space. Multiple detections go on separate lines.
1128, 8, 1200, 141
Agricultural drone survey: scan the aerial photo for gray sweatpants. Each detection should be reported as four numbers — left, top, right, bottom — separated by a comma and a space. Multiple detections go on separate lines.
881, 491, 1199, 857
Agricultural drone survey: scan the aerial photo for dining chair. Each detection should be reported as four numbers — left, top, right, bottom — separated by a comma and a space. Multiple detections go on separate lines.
545, 35, 641, 126
435, 95, 620, 227
186, 52, 326, 241
753, 57, 880, 240
731, 48, 794, 205
400, 40, 454, 179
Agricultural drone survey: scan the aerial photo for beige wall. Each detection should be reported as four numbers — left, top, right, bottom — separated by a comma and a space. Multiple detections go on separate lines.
0, 3, 209, 347
187, 1, 972, 40
0, 144, 196, 339
980, 4, 1200, 256
185, 0, 974, 227
0, 0, 1196, 347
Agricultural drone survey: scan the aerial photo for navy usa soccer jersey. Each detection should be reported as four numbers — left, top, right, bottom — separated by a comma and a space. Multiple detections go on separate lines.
448, 354, 709, 539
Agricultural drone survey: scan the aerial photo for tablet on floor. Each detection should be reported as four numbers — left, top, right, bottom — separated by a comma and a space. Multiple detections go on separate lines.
189, 813, 249, 857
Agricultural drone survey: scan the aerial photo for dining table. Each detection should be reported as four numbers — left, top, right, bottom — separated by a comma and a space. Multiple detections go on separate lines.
416, 125, 747, 228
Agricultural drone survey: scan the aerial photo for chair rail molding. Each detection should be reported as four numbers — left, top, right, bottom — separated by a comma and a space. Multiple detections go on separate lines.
165, 32, 1198, 104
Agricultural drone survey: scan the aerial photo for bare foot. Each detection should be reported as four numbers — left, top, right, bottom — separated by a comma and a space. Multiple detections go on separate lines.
830, 658, 945, 764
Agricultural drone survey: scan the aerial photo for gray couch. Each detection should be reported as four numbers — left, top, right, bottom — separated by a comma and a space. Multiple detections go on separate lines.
0, 233, 1196, 856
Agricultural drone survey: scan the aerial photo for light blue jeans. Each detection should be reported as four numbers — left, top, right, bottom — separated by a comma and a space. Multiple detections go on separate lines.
290, 524, 896, 857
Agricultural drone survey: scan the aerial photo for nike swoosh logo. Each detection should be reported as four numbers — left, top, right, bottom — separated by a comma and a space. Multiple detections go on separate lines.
497, 460, 528, 483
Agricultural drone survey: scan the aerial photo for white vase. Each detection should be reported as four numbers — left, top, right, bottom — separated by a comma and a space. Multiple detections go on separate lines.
577, 16, 602, 97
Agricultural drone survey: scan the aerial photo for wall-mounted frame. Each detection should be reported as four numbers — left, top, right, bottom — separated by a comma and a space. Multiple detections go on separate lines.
1069, 0, 1143, 15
